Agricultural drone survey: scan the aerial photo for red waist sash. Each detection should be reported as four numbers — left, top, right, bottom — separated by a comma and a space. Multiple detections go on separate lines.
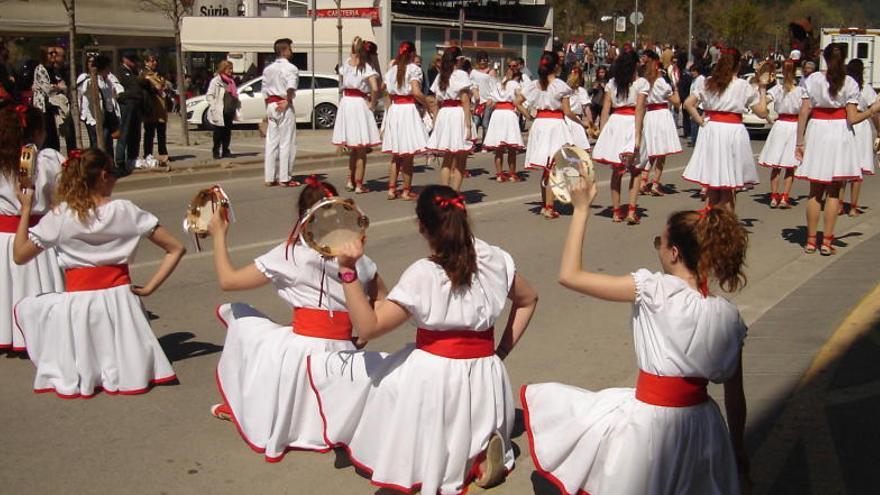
65, 264, 131, 292
343, 88, 368, 99
494, 102, 515, 110
613, 106, 636, 115
811, 107, 846, 120
705, 111, 743, 124
0, 214, 41, 233
391, 94, 416, 104
536, 109, 564, 119
265, 95, 286, 104
416, 327, 495, 359
440, 99, 463, 108
635, 370, 709, 407
777, 113, 799, 122
292, 307, 352, 341
647, 103, 668, 111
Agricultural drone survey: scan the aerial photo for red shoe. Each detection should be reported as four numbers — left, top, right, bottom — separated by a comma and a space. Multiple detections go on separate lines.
399, 187, 418, 201
625, 204, 640, 225
387, 184, 399, 200
210, 403, 232, 421
769, 192, 780, 208
463, 169, 472, 178
779, 193, 791, 209
804, 234, 818, 254
820, 235, 836, 256
495, 172, 507, 182
355, 180, 371, 194
541, 205, 560, 219
612, 206, 624, 223
507, 171, 522, 182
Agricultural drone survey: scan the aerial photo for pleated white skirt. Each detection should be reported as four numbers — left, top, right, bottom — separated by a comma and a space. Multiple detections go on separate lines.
524, 116, 574, 169
643, 108, 683, 159
758, 120, 799, 169
566, 117, 591, 151
381, 102, 428, 156
483, 108, 525, 151
332, 95, 381, 148
682, 121, 758, 189
795, 118, 862, 183
592, 114, 649, 170
427, 106, 474, 153
853, 120, 877, 175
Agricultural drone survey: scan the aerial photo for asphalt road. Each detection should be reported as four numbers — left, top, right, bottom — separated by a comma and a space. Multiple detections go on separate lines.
2, 142, 878, 494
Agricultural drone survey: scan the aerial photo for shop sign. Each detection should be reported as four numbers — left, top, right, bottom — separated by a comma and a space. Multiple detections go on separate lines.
306, 7, 380, 25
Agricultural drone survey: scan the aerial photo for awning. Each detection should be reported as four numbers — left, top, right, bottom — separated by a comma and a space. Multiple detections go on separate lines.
0, 0, 173, 37
181, 17, 375, 53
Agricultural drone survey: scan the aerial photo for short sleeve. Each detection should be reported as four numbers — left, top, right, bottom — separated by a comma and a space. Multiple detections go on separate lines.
765, 85, 779, 103
450, 71, 471, 94
634, 78, 650, 95
130, 202, 160, 237
844, 76, 860, 105
28, 208, 63, 249
520, 80, 537, 102
356, 255, 378, 283
743, 81, 759, 108
553, 79, 572, 98
632, 268, 664, 308
254, 243, 296, 286
406, 64, 423, 84
386, 260, 431, 316
285, 66, 299, 92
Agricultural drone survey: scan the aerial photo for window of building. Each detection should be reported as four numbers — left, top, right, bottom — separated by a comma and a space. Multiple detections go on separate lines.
421, 27, 445, 60
856, 42, 870, 59
392, 26, 417, 57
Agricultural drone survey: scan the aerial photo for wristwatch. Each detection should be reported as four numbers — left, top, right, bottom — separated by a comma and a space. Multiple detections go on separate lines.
338, 269, 358, 284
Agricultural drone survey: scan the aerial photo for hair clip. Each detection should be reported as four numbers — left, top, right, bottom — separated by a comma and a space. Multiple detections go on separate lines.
304, 174, 335, 198
62, 149, 83, 169
434, 194, 466, 210
697, 204, 712, 219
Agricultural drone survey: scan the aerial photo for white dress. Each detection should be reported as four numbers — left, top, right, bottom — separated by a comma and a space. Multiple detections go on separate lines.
796, 73, 862, 183
381, 63, 428, 156
592, 77, 651, 169
522, 78, 575, 169
566, 86, 592, 151
427, 70, 474, 153
523, 269, 746, 495
14, 200, 175, 398
215, 242, 377, 461
482, 79, 525, 151
1, 149, 65, 351
643, 77, 683, 159
853, 84, 878, 175
307, 239, 517, 495
332, 60, 381, 148
758, 85, 807, 169
682, 78, 760, 189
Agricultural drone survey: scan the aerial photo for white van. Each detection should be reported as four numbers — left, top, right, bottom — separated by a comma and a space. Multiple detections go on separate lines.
819, 27, 879, 90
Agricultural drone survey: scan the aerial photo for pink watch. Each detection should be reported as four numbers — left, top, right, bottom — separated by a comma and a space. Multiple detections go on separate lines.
338, 269, 358, 284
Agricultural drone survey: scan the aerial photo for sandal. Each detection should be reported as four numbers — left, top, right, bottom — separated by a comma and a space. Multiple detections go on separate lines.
804, 234, 818, 254
495, 172, 507, 182
387, 184, 399, 200
541, 205, 560, 219
769, 192, 779, 209
650, 181, 666, 197
848, 204, 862, 217
625, 204, 641, 225
779, 193, 791, 209
399, 188, 418, 201
281, 180, 302, 188
210, 403, 232, 422
639, 178, 651, 195
612, 206, 624, 223
345, 179, 355, 192
474, 433, 506, 489
507, 172, 522, 182
820, 235, 836, 256
463, 170, 472, 178
355, 181, 371, 194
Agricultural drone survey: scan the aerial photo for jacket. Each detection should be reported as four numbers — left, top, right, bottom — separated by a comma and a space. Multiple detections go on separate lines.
117, 63, 143, 104
206, 75, 239, 127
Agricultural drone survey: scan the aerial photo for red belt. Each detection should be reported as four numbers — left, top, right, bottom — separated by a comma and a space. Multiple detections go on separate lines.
391, 94, 416, 104
647, 103, 668, 111
635, 370, 709, 407
494, 102, 515, 110
811, 107, 846, 120
343, 88, 368, 99
777, 113, 799, 122
613, 106, 636, 115
0, 214, 41, 233
440, 99, 463, 108
292, 307, 352, 341
65, 264, 131, 292
416, 328, 494, 359
536, 109, 564, 119
265, 95, 286, 104
705, 111, 743, 124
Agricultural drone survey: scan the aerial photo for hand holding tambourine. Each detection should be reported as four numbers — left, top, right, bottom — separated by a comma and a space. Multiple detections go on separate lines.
294, 197, 369, 258
547, 145, 596, 204
18, 144, 38, 190
183, 185, 233, 251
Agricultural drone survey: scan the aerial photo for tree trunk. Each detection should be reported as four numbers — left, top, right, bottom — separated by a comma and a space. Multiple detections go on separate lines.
89, 67, 105, 150
66, 0, 82, 147
175, 22, 189, 146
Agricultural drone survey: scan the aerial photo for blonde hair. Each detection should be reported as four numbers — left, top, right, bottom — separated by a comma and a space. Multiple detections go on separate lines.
215, 60, 233, 76
56, 148, 117, 222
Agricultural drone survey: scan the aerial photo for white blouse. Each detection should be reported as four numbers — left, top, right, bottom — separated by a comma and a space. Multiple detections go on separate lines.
568, 86, 590, 115
646, 77, 674, 105
387, 238, 515, 332
338, 59, 378, 93
694, 77, 758, 113
430, 69, 472, 102
605, 77, 650, 108
383, 63, 422, 96
255, 241, 378, 311
857, 84, 878, 112
521, 78, 572, 110
802, 72, 859, 109
767, 84, 807, 115
488, 79, 521, 103
0, 149, 63, 216
29, 199, 159, 269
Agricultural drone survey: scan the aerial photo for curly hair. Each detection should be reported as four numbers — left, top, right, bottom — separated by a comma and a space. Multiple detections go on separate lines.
56, 148, 118, 222
0, 103, 43, 178
667, 208, 748, 294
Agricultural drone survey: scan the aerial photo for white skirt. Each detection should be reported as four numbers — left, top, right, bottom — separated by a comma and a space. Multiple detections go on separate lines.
592, 114, 649, 170
522, 383, 740, 495
643, 108, 683, 159
215, 303, 355, 461
566, 117, 591, 151
524, 116, 574, 169
758, 120, 799, 169
682, 121, 758, 189
14, 284, 175, 398
381, 102, 428, 156
332, 95, 381, 148
1, 232, 64, 351
853, 120, 877, 175
307, 345, 516, 495
482, 108, 524, 151
427, 106, 474, 153
796, 118, 862, 183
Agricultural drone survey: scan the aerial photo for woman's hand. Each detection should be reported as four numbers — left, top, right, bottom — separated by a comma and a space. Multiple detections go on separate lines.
352, 336, 368, 349
131, 285, 154, 297
795, 144, 805, 161
16, 186, 35, 213
336, 238, 365, 270
207, 206, 230, 238
569, 174, 598, 212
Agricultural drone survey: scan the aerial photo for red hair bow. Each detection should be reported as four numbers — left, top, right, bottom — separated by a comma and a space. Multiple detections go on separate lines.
304, 174, 335, 198
539, 58, 549, 68
697, 204, 712, 219
63, 149, 83, 169
434, 194, 466, 210
12, 104, 28, 128
398, 43, 413, 56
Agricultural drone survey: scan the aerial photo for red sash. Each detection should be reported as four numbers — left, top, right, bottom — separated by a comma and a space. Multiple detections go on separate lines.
811, 107, 846, 120
494, 102, 515, 110
613, 106, 636, 115
0, 214, 41, 233
777, 113, 799, 122
265, 95, 286, 104
343, 88, 368, 99
391, 94, 416, 104
65, 264, 132, 292
705, 111, 743, 124
647, 103, 668, 111
416, 328, 495, 359
440, 99, 463, 108
292, 307, 352, 341
635, 370, 709, 407
536, 109, 564, 119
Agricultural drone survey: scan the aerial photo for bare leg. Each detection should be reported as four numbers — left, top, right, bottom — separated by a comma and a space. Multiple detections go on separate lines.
610, 168, 623, 214
400, 156, 416, 200
805, 182, 825, 250
652, 156, 665, 183
782, 169, 795, 197
451, 153, 467, 192
507, 150, 518, 177
494, 151, 505, 181
625, 170, 641, 224
347, 151, 357, 190
388, 156, 400, 199
769, 168, 781, 195
354, 148, 368, 191
823, 182, 842, 240
850, 180, 862, 215
440, 154, 454, 186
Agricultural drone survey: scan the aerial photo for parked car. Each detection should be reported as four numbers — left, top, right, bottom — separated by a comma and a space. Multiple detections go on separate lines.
739, 73, 797, 136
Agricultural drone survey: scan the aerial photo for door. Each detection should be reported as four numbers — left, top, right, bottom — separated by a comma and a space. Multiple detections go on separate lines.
853, 35, 875, 87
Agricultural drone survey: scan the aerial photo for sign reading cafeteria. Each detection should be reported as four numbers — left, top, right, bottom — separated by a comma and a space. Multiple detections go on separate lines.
307, 7, 380, 25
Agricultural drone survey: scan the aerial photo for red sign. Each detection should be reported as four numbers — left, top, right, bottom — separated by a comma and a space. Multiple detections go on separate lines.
307, 7, 380, 26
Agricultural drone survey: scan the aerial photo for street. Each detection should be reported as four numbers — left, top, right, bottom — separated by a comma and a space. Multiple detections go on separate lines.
2, 139, 879, 494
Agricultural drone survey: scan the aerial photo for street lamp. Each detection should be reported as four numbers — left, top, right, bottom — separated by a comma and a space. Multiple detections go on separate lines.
600, 14, 617, 43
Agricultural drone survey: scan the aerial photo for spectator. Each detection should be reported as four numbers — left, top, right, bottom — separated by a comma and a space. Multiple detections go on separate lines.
141, 54, 169, 167
675, 52, 693, 141
593, 33, 609, 67
76, 54, 121, 155
206, 60, 239, 159
33, 46, 73, 152
588, 65, 608, 119
515, 56, 533, 82
116, 50, 144, 175
799, 60, 816, 88
426, 52, 442, 96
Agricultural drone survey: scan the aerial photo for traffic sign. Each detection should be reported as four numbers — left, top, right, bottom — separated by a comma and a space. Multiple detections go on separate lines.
629, 11, 644, 26
615, 16, 626, 32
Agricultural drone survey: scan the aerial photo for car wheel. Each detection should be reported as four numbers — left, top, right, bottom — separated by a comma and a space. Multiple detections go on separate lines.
314, 103, 337, 129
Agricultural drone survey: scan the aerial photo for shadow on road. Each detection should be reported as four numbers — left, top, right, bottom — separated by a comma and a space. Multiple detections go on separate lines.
158, 332, 223, 362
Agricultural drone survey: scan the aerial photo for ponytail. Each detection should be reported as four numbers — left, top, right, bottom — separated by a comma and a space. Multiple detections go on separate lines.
351, 36, 366, 73
609, 50, 638, 99
537, 51, 559, 91
438, 46, 461, 92
56, 148, 118, 222
666, 208, 748, 295
846, 58, 864, 90
824, 43, 846, 97
706, 48, 741, 95
0, 102, 43, 178
782, 59, 797, 92
417, 185, 477, 289
395, 41, 416, 89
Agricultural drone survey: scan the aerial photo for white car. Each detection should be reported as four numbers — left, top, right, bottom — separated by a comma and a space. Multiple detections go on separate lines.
740, 73, 799, 135
186, 73, 342, 129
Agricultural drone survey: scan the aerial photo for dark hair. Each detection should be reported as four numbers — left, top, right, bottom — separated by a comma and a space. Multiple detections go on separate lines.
705, 48, 741, 95
94, 54, 112, 72
537, 50, 559, 91
824, 43, 846, 97
438, 46, 462, 92
274, 38, 293, 56
395, 41, 416, 89
56, 148, 119, 222
846, 58, 864, 90
666, 208, 748, 294
416, 185, 477, 289
297, 179, 339, 219
642, 49, 660, 83
0, 103, 43, 177
460, 58, 473, 74
474, 50, 489, 66
363, 40, 381, 74
595, 65, 608, 82
610, 50, 638, 99
782, 59, 797, 92
674, 51, 688, 71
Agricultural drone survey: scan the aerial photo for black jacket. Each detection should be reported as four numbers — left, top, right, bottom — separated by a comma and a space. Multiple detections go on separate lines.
117, 63, 143, 104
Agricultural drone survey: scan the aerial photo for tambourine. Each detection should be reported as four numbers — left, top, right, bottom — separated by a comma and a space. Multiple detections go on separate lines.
183, 185, 233, 250
294, 197, 369, 257
547, 145, 596, 204
18, 144, 38, 187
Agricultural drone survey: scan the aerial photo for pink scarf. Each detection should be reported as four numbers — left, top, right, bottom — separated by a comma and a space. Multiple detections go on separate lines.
220, 73, 238, 99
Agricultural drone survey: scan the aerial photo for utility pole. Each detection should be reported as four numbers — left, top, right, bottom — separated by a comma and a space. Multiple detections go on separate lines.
634, 0, 638, 46
688, 0, 694, 64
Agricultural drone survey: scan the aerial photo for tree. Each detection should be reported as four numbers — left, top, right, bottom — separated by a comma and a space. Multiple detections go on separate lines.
61, 0, 82, 147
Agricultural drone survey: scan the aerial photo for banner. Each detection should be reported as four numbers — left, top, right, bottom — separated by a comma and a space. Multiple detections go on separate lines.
307, 7, 380, 25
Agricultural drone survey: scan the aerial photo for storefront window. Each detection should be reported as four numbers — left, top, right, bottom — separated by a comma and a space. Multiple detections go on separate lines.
392, 26, 417, 57
526, 34, 547, 74
420, 27, 445, 60
476, 31, 499, 43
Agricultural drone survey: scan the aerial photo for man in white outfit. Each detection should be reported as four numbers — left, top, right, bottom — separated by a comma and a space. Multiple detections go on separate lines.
470, 51, 498, 147
263, 38, 300, 186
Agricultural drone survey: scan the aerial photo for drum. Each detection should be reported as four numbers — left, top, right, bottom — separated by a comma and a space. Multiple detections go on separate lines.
295, 197, 369, 257
18, 144, 38, 188
183, 185, 233, 250
547, 145, 596, 204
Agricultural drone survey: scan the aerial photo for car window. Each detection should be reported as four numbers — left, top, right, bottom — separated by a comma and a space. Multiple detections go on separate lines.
245, 79, 262, 94
298, 76, 313, 90
316, 77, 339, 89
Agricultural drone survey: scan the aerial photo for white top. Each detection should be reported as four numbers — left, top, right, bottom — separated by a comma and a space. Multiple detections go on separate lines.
802, 72, 859, 109
262, 58, 299, 98
338, 59, 378, 93
387, 238, 515, 332
470, 69, 498, 103
430, 69, 472, 102
694, 77, 758, 113
645, 77, 674, 105
568, 86, 589, 115
0, 149, 63, 216
857, 84, 878, 112
383, 63, 422, 96
76, 73, 122, 125
605, 77, 650, 108
632, 269, 746, 382
690, 75, 705, 96
521, 78, 572, 110
488, 79, 521, 103
767, 84, 807, 115
255, 241, 378, 312
29, 199, 159, 269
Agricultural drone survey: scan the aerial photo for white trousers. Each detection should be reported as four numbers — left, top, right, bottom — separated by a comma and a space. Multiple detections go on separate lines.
264, 102, 297, 183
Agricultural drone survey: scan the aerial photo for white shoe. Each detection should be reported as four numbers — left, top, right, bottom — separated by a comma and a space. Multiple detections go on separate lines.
145, 155, 159, 168
135, 157, 147, 169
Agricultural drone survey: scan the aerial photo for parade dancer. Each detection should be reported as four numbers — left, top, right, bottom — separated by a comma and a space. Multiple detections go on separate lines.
427, 47, 474, 192
382, 41, 429, 201
523, 176, 750, 495
591, 51, 649, 224
758, 60, 803, 209
516, 51, 577, 219
682, 48, 769, 211
333, 37, 382, 194
564, 65, 593, 152
307, 185, 538, 494
0, 103, 63, 352
263, 38, 300, 187
842, 58, 880, 216
482, 59, 525, 182
640, 50, 682, 196
13, 149, 185, 398
795, 44, 880, 255
208, 178, 385, 461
